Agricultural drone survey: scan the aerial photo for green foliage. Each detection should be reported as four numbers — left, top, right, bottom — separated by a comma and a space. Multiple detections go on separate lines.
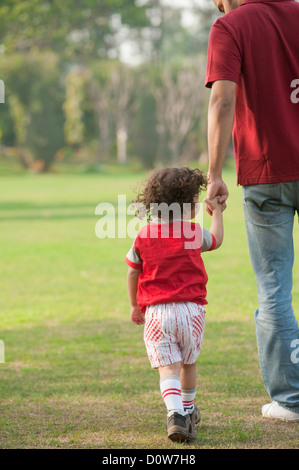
63, 69, 86, 146
132, 90, 158, 169
0, 1, 222, 171
7, 95, 28, 144
0, 51, 65, 169
0, 0, 149, 59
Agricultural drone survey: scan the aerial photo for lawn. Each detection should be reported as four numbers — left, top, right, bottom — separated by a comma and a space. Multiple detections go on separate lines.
0, 166, 298, 449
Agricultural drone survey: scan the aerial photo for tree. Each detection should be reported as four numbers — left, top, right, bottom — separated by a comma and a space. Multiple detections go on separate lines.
109, 64, 136, 164
0, 0, 150, 62
1, 51, 65, 171
152, 59, 206, 164
194, 0, 221, 51
130, 0, 219, 65
82, 60, 136, 165
131, 79, 158, 168
84, 65, 112, 163
0, 0, 219, 171
63, 67, 85, 147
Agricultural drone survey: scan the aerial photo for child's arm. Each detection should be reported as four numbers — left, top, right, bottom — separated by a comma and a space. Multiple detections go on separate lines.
127, 266, 144, 325
204, 196, 224, 249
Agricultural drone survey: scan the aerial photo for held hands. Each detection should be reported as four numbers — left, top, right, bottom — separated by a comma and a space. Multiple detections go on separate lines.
204, 195, 223, 212
130, 305, 145, 325
205, 178, 229, 215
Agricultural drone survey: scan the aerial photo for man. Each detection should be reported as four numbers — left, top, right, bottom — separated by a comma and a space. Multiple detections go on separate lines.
205, 0, 299, 420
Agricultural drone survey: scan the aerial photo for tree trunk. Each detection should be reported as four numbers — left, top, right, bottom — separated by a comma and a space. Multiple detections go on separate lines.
116, 126, 128, 164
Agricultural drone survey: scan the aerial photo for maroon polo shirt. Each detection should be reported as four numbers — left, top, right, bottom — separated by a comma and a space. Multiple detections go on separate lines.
205, 0, 299, 185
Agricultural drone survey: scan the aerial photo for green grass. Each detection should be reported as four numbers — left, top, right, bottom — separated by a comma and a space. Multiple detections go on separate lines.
0, 167, 298, 449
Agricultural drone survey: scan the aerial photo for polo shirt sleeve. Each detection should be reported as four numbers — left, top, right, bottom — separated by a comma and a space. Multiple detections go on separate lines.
202, 228, 217, 252
125, 238, 142, 270
205, 20, 242, 88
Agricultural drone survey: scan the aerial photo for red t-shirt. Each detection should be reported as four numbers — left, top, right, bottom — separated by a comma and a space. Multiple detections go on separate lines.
125, 220, 216, 313
205, 0, 299, 185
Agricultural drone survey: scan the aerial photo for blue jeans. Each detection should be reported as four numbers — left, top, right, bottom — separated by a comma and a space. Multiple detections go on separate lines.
242, 182, 299, 412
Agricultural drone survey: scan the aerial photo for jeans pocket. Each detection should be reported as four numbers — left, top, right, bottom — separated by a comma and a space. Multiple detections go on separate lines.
242, 183, 282, 225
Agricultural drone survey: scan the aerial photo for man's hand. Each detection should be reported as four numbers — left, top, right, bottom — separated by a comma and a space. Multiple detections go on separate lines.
204, 195, 222, 213
130, 305, 145, 325
206, 177, 229, 215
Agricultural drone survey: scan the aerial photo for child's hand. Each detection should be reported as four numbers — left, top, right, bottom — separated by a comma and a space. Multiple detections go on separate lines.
206, 178, 228, 215
204, 196, 223, 214
130, 305, 145, 325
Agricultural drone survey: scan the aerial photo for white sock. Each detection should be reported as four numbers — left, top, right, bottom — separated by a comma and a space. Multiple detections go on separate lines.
182, 388, 196, 414
160, 375, 185, 417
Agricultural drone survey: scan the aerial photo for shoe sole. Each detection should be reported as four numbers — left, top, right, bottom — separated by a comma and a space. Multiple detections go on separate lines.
168, 430, 189, 443
168, 425, 197, 443
264, 417, 299, 421
262, 413, 299, 421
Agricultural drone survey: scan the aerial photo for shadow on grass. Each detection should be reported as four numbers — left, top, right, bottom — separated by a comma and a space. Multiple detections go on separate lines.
1, 394, 298, 449
0, 200, 130, 221
0, 201, 97, 221
0, 318, 260, 400
1, 318, 298, 448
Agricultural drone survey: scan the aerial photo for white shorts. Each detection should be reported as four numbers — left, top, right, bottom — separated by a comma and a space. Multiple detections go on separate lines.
143, 302, 206, 369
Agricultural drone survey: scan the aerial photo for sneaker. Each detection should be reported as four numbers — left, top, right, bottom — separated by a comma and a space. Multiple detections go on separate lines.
189, 405, 201, 426
262, 401, 299, 421
167, 412, 197, 443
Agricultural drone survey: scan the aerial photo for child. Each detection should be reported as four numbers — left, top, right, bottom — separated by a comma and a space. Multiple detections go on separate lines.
125, 167, 223, 443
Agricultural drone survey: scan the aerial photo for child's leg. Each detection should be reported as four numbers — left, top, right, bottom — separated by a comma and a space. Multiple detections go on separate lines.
159, 361, 185, 416
181, 363, 196, 389
159, 361, 197, 442
180, 363, 197, 414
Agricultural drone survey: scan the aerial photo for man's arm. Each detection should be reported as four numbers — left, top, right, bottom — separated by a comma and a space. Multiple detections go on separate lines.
207, 79, 236, 214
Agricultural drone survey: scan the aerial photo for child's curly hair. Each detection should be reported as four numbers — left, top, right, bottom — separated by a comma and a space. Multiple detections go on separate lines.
132, 167, 208, 221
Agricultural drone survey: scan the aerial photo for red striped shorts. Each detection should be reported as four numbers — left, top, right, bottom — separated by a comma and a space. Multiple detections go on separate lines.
143, 302, 206, 369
